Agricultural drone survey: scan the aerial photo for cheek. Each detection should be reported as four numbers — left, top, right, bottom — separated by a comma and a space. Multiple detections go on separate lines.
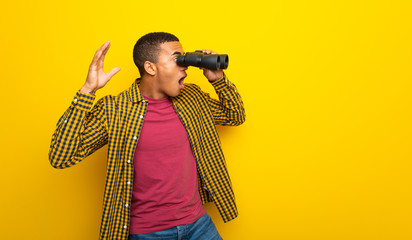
157, 60, 179, 86
165, 65, 175, 74
159, 64, 178, 87
164, 58, 179, 70
159, 63, 175, 77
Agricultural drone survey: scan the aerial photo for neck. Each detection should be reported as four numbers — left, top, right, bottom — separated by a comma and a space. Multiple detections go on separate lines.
139, 75, 167, 99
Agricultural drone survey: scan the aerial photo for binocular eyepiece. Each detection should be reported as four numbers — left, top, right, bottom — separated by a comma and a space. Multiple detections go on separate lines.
176, 50, 228, 70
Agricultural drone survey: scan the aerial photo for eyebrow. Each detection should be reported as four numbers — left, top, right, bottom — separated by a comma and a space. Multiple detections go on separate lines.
171, 51, 183, 56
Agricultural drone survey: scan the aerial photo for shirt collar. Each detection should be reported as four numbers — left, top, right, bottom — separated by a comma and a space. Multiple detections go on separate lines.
128, 78, 144, 103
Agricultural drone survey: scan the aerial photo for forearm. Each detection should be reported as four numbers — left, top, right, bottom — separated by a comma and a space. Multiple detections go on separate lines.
48, 91, 108, 169
209, 74, 246, 126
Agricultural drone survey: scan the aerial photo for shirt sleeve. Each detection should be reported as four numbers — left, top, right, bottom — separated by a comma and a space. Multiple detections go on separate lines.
48, 91, 109, 169
206, 73, 246, 126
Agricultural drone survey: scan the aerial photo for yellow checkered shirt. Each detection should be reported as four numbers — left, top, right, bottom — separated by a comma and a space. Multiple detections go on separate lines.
49, 75, 245, 239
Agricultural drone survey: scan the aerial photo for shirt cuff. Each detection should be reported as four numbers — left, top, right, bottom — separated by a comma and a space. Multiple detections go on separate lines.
72, 91, 96, 111
210, 73, 229, 91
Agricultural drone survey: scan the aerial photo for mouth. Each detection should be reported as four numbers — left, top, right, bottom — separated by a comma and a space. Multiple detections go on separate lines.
178, 73, 187, 89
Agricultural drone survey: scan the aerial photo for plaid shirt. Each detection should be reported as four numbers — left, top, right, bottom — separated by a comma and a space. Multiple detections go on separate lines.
49, 75, 245, 239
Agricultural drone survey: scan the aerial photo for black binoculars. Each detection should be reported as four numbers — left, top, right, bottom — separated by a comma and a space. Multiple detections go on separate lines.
176, 51, 228, 70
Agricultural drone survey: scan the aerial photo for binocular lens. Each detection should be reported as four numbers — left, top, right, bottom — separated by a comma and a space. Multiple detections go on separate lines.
219, 55, 228, 70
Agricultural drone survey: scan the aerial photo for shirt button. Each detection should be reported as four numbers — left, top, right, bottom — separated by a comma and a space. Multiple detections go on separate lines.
123, 225, 127, 229
139, 115, 144, 119
125, 204, 129, 207
127, 160, 131, 164
133, 136, 137, 140
127, 181, 131, 185
64, 120, 67, 123
74, 98, 78, 103
142, 100, 145, 103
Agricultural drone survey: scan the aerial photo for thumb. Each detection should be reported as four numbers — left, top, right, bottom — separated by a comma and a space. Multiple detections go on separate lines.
107, 67, 121, 79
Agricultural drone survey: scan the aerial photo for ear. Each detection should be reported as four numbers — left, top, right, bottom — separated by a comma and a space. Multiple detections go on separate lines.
144, 61, 157, 76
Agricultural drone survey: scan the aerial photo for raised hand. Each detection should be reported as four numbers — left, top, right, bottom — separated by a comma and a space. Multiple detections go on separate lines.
80, 41, 121, 95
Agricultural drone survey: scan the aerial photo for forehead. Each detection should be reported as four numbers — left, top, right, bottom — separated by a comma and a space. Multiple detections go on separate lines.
159, 41, 184, 55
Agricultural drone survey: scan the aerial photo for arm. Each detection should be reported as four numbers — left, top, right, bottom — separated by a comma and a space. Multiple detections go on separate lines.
48, 93, 108, 169
48, 41, 120, 168
199, 49, 245, 126
206, 73, 246, 126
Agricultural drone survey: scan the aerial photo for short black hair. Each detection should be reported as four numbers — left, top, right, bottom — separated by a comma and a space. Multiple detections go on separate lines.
133, 32, 179, 77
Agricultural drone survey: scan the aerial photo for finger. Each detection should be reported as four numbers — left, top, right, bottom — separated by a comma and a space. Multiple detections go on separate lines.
93, 41, 110, 62
97, 41, 111, 69
90, 41, 110, 70
202, 49, 216, 55
107, 67, 121, 79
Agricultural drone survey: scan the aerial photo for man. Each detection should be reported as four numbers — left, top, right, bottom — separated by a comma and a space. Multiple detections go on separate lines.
49, 32, 245, 240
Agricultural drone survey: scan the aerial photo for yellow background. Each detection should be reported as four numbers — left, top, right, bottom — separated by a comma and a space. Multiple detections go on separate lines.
1, 0, 412, 239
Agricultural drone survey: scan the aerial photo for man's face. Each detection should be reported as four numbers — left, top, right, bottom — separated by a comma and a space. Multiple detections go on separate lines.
153, 41, 187, 98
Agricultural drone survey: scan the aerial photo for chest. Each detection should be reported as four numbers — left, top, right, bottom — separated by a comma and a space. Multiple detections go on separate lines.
137, 100, 189, 151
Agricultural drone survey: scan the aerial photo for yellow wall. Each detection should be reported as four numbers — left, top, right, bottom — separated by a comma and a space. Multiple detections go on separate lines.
1, 0, 412, 239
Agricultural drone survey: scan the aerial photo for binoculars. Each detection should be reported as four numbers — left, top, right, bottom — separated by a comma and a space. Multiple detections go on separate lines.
176, 51, 229, 70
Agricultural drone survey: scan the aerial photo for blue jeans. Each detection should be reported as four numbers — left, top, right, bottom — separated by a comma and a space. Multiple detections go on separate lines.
129, 213, 223, 240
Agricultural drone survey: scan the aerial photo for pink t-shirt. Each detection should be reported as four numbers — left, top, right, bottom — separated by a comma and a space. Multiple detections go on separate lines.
129, 95, 206, 235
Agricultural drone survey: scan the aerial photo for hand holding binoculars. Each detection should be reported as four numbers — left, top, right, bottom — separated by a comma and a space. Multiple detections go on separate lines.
176, 50, 229, 70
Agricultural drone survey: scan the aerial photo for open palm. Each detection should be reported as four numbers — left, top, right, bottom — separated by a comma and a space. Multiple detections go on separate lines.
82, 41, 121, 94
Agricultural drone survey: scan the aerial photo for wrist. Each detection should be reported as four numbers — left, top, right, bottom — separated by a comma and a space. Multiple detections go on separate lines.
208, 72, 225, 82
79, 85, 97, 95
